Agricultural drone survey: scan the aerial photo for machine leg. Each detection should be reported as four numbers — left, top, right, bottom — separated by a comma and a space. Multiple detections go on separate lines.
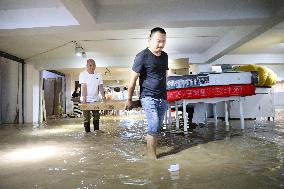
183, 100, 188, 132
239, 97, 244, 130
213, 103, 217, 126
225, 101, 229, 126
175, 102, 179, 130
168, 105, 172, 129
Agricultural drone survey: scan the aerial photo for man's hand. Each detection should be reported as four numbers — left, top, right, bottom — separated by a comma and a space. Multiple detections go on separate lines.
125, 99, 133, 111
126, 71, 139, 110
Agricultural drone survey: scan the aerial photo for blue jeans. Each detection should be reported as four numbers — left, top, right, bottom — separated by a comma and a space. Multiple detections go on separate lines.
141, 97, 168, 136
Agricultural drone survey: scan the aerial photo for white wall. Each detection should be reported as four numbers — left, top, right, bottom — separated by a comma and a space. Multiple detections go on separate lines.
65, 74, 73, 114
0, 57, 23, 124
274, 92, 284, 107
24, 64, 33, 123
42, 70, 64, 79
266, 65, 284, 107
188, 64, 199, 74
24, 64, 40, 123
0, 60, 2, 124
64, 73, 80, 115
265, 65, 284, 81
33, 68, 40, 123
194, 64, 212, 73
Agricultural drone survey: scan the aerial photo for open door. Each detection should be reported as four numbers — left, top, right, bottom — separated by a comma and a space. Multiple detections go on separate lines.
43, 78, 55, 117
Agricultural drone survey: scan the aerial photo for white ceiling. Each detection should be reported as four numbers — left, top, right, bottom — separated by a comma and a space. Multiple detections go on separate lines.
0, 0, 283, 78
0, 0, 78, 29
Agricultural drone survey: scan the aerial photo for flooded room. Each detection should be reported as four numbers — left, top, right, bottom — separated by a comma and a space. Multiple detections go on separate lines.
0, 0, 283, 188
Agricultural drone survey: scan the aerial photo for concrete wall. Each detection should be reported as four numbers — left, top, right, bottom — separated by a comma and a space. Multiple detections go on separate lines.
0, 57, 23, 124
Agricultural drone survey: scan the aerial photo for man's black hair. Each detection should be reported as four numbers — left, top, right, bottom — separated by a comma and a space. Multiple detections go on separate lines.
150, 27, 166, 37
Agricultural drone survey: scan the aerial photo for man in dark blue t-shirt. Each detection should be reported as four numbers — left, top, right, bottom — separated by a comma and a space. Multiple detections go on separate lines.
126, 27, 168, 159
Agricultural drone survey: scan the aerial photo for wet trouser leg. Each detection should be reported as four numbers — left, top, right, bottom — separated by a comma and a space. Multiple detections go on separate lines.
92, 110, 100, 130
83, 110, 91, 132
83, 110, 100, 131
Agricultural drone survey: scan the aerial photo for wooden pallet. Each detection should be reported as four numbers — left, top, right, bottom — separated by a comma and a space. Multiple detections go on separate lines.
79, 100, 141, 110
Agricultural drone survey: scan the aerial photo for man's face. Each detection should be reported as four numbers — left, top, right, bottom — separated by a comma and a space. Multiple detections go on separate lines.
149, 31, 166, 54
87, 60, 96, 73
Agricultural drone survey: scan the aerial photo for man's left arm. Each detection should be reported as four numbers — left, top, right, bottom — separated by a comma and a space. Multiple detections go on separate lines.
166, 70, 169, 84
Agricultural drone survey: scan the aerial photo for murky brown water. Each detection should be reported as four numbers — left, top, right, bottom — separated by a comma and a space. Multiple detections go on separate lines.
0, 111, 283, 189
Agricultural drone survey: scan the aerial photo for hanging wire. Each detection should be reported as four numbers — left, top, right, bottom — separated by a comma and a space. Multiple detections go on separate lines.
23, 37, 166, 61
24, 41, 73, 61
23, 35, 217, 61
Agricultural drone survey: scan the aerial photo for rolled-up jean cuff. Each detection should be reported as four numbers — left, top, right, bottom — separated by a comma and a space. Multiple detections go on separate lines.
147, 131, 159, 136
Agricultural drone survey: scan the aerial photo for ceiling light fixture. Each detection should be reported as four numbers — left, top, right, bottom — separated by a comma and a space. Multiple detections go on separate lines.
75, 46, 83, 56
73, 41, 86, 57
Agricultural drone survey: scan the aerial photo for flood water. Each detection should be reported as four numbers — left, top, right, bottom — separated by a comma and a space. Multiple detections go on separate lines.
0, 110, 283, 189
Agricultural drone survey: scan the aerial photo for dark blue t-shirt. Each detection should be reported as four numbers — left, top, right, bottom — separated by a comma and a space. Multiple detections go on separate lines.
132, 48, 168, 99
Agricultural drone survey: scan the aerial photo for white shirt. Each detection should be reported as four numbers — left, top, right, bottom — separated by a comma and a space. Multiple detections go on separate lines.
79, 71, 103, 102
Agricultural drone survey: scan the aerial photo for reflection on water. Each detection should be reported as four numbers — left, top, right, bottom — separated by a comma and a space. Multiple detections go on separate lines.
0, 111, 283, 189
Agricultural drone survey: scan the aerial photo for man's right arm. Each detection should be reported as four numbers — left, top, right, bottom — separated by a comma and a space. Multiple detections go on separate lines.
126, 71, 140, 110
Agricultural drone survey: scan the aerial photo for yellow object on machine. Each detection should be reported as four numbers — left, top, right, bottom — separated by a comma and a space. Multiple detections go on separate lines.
234, 64, 277, 87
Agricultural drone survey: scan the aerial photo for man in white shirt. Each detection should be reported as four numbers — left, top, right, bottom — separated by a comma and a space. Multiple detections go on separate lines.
79, 59, 105, 133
